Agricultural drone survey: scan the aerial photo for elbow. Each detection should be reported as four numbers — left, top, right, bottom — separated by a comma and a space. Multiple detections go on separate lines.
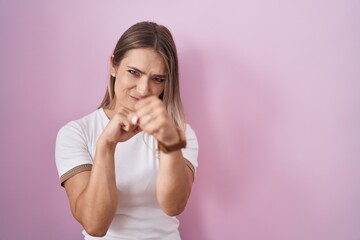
80, 216, 112, 238
157, 191, 190, 217
83, 224, 109, 237
163, 207, 184, 217
159, 201, 187, 217
72, 203, 116, 237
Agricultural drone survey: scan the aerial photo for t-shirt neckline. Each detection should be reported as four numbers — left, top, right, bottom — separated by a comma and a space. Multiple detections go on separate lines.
99, 108, 110, 123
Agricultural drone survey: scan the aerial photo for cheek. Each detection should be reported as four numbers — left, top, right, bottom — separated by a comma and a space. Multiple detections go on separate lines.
114, 76, 134, 92
152, 84, 165, 97
114, 81, 123, 94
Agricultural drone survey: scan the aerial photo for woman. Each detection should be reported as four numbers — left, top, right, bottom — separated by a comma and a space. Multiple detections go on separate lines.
55, 21, 199, 239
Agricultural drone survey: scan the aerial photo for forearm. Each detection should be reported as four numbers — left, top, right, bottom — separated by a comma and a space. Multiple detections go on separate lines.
75, 142, 118, 236
157, 150, 192, 216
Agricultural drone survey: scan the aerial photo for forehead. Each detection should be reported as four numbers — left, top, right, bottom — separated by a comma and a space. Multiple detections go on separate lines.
121, 48, 166, 74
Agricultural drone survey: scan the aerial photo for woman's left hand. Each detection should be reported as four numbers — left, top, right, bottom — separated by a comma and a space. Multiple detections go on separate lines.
132, 96, 179, 145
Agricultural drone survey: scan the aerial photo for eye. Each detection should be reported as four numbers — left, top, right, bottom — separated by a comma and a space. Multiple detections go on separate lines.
128, 69, 140, 76
153, 77, 165, 83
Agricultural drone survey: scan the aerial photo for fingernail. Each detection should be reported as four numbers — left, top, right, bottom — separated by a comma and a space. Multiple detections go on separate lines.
131, 116, 138, 125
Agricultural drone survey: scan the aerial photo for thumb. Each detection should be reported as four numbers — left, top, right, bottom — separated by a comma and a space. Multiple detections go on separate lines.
128, 112, 139, 125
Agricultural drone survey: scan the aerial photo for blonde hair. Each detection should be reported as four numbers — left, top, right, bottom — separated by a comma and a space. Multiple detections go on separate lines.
99, 21, 185, 130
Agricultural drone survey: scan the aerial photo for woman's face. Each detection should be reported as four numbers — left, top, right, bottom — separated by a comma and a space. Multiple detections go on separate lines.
110, 48, 166, 111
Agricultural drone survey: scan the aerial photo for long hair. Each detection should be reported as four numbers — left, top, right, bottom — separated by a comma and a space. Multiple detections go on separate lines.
99, 21, 185, 130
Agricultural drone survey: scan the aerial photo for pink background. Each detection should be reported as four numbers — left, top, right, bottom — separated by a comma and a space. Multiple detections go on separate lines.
1, 0, 359, 239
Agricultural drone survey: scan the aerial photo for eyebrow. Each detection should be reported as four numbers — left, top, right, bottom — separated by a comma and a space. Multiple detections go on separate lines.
127, 66, 166, 78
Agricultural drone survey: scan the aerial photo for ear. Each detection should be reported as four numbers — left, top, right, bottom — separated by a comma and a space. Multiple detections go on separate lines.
110, 55, 116, 77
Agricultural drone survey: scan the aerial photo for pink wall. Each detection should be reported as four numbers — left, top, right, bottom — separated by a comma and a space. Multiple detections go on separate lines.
1, 0, 359, 239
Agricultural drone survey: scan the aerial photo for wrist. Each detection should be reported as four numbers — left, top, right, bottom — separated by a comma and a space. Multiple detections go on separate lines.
158, 128, 186, 153
97, 137, 117, 151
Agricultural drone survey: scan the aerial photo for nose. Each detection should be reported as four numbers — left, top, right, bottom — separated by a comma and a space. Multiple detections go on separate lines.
136, 78, 150, 97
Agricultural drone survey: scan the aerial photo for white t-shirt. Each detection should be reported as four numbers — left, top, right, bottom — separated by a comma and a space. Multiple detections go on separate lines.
55, 108, 199, 240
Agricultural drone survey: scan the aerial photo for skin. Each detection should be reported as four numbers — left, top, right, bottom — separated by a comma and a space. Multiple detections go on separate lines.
64, 48, 194, 237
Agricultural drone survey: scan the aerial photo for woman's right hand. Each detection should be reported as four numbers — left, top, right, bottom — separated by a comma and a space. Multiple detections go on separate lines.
98, 107, 142, 147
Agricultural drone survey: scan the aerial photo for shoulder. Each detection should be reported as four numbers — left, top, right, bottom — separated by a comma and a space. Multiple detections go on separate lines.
184, 124, 198, 146
55, 109, 103, 181
57, 109, 104, 137
181, 123, 199, 173
184, 123, 196, 135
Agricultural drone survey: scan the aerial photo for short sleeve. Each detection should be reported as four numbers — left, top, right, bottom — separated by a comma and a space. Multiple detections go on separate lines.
181, 124, 199, 175
55, 121, 93, 186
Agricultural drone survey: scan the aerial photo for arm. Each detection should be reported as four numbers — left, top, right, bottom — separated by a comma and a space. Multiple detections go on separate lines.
64, 142, 117, 237
134, 96, 195, 216
63, 108, 141, 237
157, 151, 194, 216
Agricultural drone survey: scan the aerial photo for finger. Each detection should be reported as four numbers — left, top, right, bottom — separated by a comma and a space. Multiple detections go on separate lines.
121, 125, 143, 139
115, 106, 137, 122
123, 123, 138, 132
131, 115, 139, 125
133, 126, 143, 134
127, 111, 139, 125
141, 115, 165, 136
113, 111, 137, 132
134, 96, 161, 111
112, 110, 128, 123
140, 111, 172, 137
138, 107, 163, 128
136, 99, 163, 121
131, 97, 161, 125
143, 120, 179, 145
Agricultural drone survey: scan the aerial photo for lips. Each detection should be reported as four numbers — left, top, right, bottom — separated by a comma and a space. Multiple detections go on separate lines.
130, 95, 140, 102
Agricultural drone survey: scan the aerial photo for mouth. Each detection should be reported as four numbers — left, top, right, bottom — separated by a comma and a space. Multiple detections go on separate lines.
129, 95, 140, 102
